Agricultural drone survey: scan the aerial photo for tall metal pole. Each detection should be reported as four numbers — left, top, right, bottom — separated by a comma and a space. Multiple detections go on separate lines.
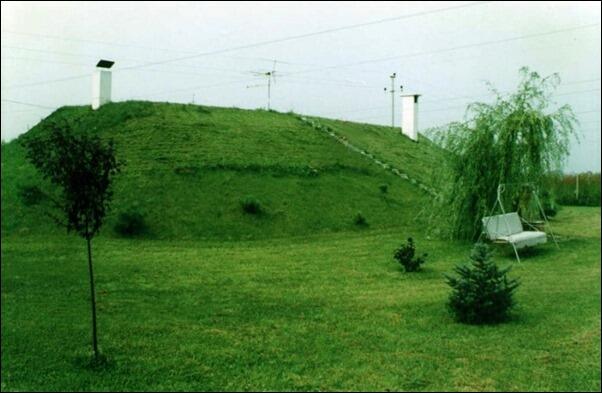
267, 73, 271, 111
390, 73, 396, 128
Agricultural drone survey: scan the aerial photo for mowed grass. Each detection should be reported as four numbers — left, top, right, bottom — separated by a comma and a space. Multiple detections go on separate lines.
311, 116, 445, 187
1, 207, 600, 391
1, 101, 431, 240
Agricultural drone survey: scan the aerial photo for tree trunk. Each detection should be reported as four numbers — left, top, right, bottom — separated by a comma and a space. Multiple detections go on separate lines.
86, 235, 99, 358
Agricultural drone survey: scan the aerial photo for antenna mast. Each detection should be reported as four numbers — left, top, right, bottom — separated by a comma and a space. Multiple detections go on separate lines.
383, 73, 400, 128
247, 60, 277, 110
267, 59, 276, 110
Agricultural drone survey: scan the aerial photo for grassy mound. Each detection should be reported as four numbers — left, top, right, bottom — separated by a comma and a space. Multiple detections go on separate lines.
1, 101, 438, 240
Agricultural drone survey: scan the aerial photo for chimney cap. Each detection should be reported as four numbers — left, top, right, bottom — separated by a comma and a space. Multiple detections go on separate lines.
96, 59, 115, 69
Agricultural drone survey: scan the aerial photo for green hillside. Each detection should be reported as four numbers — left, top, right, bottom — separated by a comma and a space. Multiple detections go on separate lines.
1, 101, 439, 240
310, 116, 442, 188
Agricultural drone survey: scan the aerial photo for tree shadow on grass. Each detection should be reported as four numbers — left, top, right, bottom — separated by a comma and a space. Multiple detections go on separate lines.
492, 243, 557, 263
73, 351, 115, 372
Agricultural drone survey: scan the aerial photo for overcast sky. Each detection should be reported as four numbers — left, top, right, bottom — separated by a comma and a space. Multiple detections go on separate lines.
1, 1, 600, 172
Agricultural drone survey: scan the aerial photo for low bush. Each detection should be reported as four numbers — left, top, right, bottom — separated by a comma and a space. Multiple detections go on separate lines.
393, 237, 427, 272
114, 209, 148, 237
241, 196, 263, 215
353, 212, 368, 227
539, 190, 559, 218
445, 243, 519, 324
549, 172, 601, 207
379, 184, 389, 194
174, 166, 199, 176
18, 184, 45, 206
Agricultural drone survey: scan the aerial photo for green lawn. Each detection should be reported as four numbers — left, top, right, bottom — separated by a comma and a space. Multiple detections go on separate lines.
2, 206, 600, 391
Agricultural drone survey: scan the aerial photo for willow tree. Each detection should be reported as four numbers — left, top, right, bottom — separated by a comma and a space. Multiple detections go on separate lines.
429, 67, 577, 240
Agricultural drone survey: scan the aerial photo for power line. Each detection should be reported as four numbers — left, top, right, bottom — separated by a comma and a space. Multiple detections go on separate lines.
392, 39, 602, 103
420, 86, 601, 114
562, 78, 602, 86
287, 23, 600, 76
402, 89, 601, 116
0, 64, 256, 91
319, 105, 386, 117
112, 2, 492, 73
2, 3, 599, 119
1, 56, 90, 67
422, 78, 602, 104
1, 41, 335, 77
1, 77, 268, 112
132, 76, 265, 99
1, 73, 91, 89
134, 67, 249, 79
3, 17, 596, 96
1, 99, 57, 110
278, 76, 378, 90
225, 55, 327, 69
0, 45, 254, 77
2, 47, 361, 95
1, 18, 258, 56
556, 88, 601, 97
345, 114, 390, 122
1, 29, 194, 54
317, 85, 601, 121
1, 44, 104, 58
421, 104, 468, 114
0, 56, 265, 91
575, 110, 601, 115
0, 107, 48, 114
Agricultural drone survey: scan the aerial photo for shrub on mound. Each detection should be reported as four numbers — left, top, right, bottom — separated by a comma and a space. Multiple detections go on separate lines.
241, 196, 263, 215
114, 209, 148, 237
18, 184, 46, 206
353, 212, 368, 227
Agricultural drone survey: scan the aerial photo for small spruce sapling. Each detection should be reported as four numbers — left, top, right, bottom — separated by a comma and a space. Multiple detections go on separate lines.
394, 237, 427, 272
445, 243, 520, 324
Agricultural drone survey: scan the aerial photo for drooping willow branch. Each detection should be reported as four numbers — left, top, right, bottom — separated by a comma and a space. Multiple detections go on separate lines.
427, 67, 578, 240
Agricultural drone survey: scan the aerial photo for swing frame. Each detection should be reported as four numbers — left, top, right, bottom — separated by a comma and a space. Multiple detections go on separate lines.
480, 183, 559, 263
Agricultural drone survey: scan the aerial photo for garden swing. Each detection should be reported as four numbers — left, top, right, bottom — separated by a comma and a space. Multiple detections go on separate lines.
480, 183, 558, 263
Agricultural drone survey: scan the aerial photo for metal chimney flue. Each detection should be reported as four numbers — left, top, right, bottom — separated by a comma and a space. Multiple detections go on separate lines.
92, 59, 114, 110
400, 93, 420, 141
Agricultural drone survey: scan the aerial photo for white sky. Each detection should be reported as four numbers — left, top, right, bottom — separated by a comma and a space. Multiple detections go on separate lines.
1, 1, 600, 172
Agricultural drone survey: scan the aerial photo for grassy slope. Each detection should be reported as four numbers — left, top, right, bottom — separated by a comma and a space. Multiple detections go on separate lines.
1, 101, 433, 240
1, 207, 599, 391
312, 116, 444, 187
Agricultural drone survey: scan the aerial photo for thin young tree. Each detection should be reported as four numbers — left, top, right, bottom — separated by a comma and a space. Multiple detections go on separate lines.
428, 67, 577, 240
22, 120, 121, 360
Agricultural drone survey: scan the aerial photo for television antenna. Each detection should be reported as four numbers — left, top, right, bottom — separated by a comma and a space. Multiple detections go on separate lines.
246, 60, 277, 110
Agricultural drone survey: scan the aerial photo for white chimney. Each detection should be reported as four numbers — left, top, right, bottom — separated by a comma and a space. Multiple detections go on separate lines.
401, 93, 420, 141
92, 59, 114, 110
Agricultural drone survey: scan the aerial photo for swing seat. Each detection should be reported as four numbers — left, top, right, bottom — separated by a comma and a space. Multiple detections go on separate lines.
482, 212, 547, 249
